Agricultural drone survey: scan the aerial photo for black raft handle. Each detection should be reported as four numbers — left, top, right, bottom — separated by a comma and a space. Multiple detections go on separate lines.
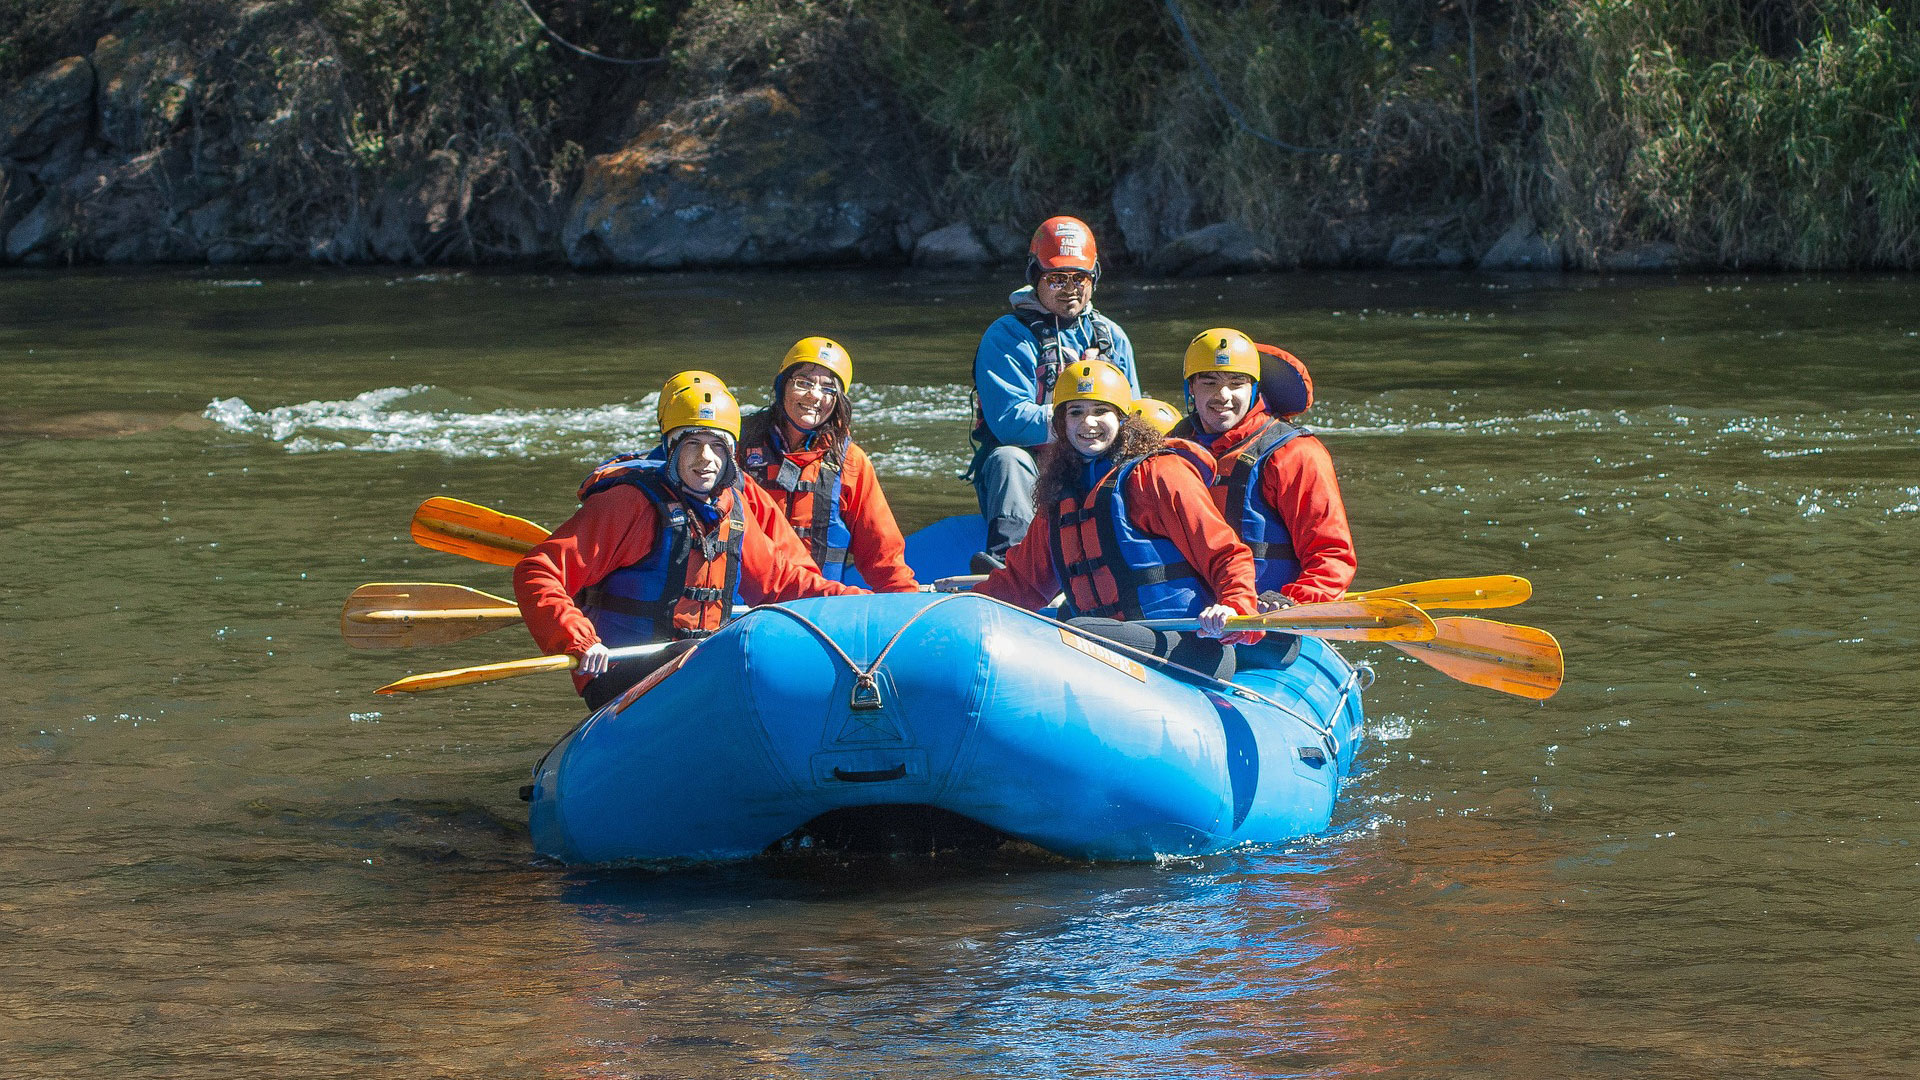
830, 764, 908, 783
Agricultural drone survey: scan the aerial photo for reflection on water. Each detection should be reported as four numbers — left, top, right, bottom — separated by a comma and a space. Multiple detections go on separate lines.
3, 268, 1917, 1077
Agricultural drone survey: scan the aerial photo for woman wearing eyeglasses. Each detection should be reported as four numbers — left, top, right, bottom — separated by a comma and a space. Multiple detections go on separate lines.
736, 336, 920, 592
965, 215, 1138, 573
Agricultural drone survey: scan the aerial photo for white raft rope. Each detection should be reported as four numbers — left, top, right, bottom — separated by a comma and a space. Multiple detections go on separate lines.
742, 594, 981, 711
741, 593, 1359, 763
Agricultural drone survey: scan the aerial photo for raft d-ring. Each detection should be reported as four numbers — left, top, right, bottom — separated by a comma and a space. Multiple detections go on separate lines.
850, 672, 884, 710
1354, 661, 1377, 692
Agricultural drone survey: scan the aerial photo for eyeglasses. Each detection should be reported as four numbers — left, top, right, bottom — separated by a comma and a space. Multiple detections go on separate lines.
787, 377, 839, 397
1040, 272, 1092, 290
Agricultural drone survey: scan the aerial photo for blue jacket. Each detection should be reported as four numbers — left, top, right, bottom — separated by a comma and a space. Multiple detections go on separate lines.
973, 287, 1138, 448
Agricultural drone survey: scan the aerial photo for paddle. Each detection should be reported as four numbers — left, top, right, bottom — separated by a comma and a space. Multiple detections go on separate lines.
341, 582, 522, 650
1345, 575, 1530, 610
410, 497, 550, 567
340, 581, 759, 650
374, 640, 676, 695
1136, 598, 1436, 642
1390, 617, 1564, 700
933, 572, 1531, 610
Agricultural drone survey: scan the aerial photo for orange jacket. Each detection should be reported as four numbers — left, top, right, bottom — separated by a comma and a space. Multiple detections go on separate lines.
972, 450, 1260, 617
1200, 402, 1356, 604
514, 481, 866, 689
740, 420, 919, 592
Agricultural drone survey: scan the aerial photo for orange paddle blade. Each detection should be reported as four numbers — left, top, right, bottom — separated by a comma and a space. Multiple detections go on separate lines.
340, 582, 522, 650
1345, 575, 1532, 611
1391, 617, 1564, 700
409, 497, 550, 567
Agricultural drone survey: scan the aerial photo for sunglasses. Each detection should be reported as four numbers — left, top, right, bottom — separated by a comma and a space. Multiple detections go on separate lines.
1040, 272, 1093, 289
786, 377, 840, 397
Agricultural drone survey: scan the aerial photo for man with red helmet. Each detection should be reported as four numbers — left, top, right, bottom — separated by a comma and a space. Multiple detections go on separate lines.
963, 215, 1138, 571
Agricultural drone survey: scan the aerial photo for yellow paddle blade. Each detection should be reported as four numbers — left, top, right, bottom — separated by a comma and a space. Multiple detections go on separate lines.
375, 652, 577, 694
1345, 575, 1532, 611
1230, 598, 1436, 641
409, 497, 551, 567
1390, 617, 1564, 700
340, 582, 523, 650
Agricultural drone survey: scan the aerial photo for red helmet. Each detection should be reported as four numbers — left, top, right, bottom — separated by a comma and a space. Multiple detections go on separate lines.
1027, 215, 1100, 283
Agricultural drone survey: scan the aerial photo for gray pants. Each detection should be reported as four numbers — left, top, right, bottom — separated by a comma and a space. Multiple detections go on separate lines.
970, 444, 1038, 557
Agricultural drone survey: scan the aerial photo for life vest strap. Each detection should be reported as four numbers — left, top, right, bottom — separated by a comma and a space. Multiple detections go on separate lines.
1244, 539, 1298, 562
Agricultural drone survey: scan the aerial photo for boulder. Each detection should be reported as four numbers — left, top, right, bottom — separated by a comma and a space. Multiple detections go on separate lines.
980, 222, 1027, 262
563, 87, 908, 269
1479, 219, 1561, 271
0, 163, 30, 239
1112, 168, 1195, 259
1148, 222, 1278, 276
0, 56, 95, 162
1602, 241, 1680, 272
91, 34, 196, 152
5, 192, 68, 260
912, 223, 991, 266
61, 148, 202, 263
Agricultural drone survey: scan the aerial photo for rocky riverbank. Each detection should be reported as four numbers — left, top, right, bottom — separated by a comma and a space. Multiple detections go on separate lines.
2, 1, 1913, 273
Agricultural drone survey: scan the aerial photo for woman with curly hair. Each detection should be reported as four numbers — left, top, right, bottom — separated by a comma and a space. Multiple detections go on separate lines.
970, 359, 1262, 678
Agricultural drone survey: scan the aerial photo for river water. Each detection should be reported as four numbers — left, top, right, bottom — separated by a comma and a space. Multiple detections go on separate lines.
3, 267, 1915, 1078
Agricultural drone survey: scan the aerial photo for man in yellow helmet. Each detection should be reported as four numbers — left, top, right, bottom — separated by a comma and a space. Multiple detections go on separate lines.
964, 215, 1139, 572
1169, 328, 1356, 607
514, 374, 868, 709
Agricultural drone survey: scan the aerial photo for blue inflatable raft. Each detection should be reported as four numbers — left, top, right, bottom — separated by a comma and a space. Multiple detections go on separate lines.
526, 591, 1369, 864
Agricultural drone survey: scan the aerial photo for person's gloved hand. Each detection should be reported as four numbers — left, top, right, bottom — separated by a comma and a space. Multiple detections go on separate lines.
1256, 590, 1295, 613
575, 641, 610, 677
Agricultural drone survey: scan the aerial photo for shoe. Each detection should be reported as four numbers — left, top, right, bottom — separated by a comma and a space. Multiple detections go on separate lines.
969, 550, 1006, 575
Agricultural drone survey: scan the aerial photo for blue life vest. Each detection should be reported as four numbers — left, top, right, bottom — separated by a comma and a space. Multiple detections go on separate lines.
1047, 447, 1210, 620
969, 304, 1120, 450
1209, 418, 1308, 593
740, 421, 855, 582
573, 455, 744, 644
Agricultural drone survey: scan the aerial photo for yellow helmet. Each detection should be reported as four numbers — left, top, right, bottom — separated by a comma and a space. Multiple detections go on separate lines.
1183, 327, 1260, 381
1129, 397, 1181, 435
658, 373, 742, 440
1052, 359, 1133, 413
778, 336, 853, 390
656, 369, 725, 428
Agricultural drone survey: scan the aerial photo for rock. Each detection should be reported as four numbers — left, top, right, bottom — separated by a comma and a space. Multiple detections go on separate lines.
5, 192, 67, 260
64, 148, 200, 263
0, 163, 31, 239
980, 222, 1027, 262
1602, 241, 1680, 272
1479, 219, 1561, 271
0, 56, 95, 162
92, 34, 196, 152
563, 87, 909, 270
912, 223, 990, 266
1148, 222, 1278, 276
1380, 230, 1467, 269
1387, 232, 1433, 265
1112, 168, 1195, 259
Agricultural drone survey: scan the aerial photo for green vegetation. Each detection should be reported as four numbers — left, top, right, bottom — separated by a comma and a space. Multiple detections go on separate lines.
867, 0, 1920, 268
3, 0, 1915, 267
1537, 1, 1920, 267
